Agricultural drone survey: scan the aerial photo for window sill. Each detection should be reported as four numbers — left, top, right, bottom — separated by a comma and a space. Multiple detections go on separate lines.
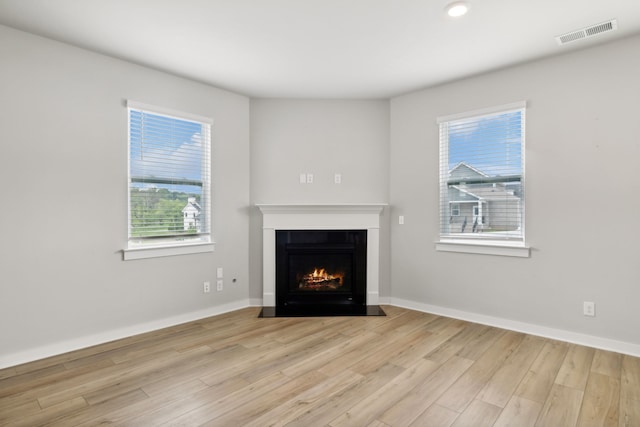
123, 242, 215, 260
435, 240, 530, 258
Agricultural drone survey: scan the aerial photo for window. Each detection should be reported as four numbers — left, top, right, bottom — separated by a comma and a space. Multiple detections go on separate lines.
437, 102, 527, 255
125, 101, 213, 259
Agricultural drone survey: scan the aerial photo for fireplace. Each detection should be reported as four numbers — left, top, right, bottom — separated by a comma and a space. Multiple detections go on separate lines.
257, 203, 387, 317
276, 230, 367, 309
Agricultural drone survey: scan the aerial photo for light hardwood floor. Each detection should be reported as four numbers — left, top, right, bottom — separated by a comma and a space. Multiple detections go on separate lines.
1, 306, 639, 426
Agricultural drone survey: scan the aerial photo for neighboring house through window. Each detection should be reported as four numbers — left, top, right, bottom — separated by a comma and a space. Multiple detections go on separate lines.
438, 102, 526, 251
125, 101, 213, 259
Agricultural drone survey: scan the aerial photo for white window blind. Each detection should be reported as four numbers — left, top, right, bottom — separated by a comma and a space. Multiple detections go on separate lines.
438, 102, 525, 244
127, 101, 211, 248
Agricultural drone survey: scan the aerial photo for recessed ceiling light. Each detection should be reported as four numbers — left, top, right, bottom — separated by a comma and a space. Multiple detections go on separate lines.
446, 1, 470, 17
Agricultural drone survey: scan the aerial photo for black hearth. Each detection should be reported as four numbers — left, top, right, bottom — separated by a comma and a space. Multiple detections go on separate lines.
260, 229, 384, 317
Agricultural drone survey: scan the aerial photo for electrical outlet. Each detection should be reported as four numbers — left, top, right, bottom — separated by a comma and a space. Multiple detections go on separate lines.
217, 280, 223, 291
334, 173, 341, 184
306, 173, 314, 184
583, 301, 595, 317
203, 281, 210, 293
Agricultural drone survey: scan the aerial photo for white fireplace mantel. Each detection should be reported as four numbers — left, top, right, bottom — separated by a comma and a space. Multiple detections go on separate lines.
257, 203, 387, 307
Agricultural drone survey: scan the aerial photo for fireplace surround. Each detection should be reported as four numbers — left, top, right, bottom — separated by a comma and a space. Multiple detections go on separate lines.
276, 229, 367, 308
257, 204, 386, 316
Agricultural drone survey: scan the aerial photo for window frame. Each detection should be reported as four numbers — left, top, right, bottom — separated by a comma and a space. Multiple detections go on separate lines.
123, 101, 214, 260
436, 101, 530, 257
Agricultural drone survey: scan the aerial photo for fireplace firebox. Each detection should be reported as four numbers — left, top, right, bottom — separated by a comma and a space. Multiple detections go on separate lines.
275, 230, 367, 314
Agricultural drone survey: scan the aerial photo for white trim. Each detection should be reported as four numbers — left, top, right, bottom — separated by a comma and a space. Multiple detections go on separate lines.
437, 100, 527, 124
0, 299, 249, 370
123, 242, 214, 260
126, 101, 213, 256
257, 203, 387, 307
436, 240, 530, 257
126, 100, 213, 125
391, 298, 640, 358
439, 103, 526, 247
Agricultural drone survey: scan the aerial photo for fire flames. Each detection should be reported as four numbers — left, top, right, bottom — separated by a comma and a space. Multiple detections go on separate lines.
298, 268, 344, 290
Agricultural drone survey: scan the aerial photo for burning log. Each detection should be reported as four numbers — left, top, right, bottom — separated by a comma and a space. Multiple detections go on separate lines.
298, 268, 344, 290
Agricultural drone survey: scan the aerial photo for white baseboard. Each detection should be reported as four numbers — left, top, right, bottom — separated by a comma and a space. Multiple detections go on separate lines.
0, 299, 251, 370
390, 297, 640, 358
4, 297, 639, 370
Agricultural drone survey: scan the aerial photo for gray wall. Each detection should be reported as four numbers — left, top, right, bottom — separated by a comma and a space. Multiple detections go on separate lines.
249, 99, 391, 301
0, 25, 251, 362
390, 34, 640, 346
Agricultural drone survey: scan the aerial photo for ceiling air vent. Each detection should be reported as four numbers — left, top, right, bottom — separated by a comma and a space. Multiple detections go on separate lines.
555, 19, 618, 46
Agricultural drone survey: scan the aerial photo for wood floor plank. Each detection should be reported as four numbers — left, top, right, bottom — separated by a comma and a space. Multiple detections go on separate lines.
454, 325, 506, 361
576, 372, 619, 427
591, 349, 622, 378
1, 306, 639, 426
0, 367, 17, 380
90, 375, 249, 426
450, 399, 502, 427
378, 355, 474, 427
283, 363, 405, 427
493, 395, 543, 427
198, 331, 329, 386
238, 333, 341, 384
329, 358, 440, 427
243, 369, 364, 427
620, 355, 640, 427
515, 340, 570, 404
555, 344, 596, 391
36, 344, 213, 409
0, 363, 68, 398
45, 388, 149, 427
202, 370, 330, 426
0, 398, 42, 424
316, 331, 394, 377
477, 334, 546, 408
535, 383, 583, 427
425, 322, 498, 364
369, 309, 431, 335
389, 319, 467, 368
408, 404, 459, 427
0, 357, 115, 414
160, 371, 294, 425
5, 396, 88, 427
436, 330, 524, 413
281, 330, 379, 378
350, 322, 465, 376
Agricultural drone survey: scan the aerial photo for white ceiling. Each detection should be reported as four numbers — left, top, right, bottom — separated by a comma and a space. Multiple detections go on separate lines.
1, 0, 640, 98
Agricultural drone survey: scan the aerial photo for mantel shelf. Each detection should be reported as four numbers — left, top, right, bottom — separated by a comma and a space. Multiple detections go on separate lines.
256, 203, 387, 214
